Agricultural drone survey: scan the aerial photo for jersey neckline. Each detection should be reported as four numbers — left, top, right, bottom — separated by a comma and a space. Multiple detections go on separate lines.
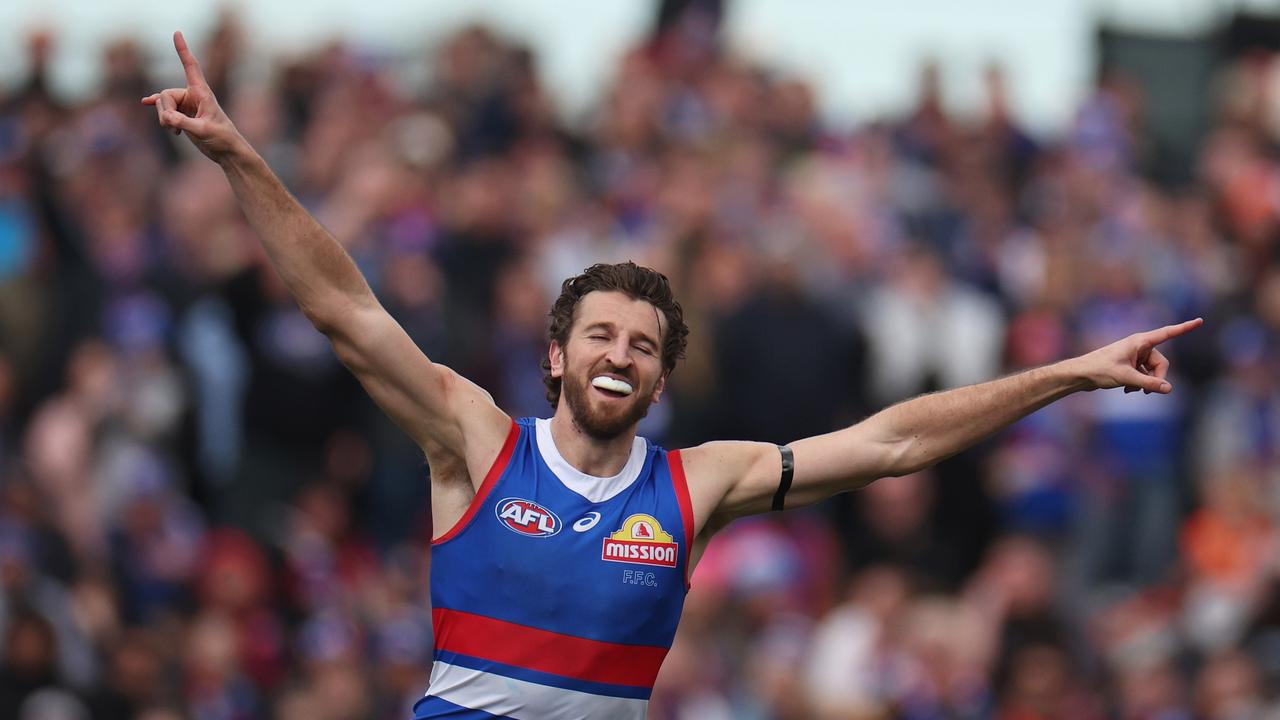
533, 418, 648, 504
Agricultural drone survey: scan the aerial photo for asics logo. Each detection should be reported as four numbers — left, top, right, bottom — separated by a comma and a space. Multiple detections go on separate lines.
573, 512, 602, 532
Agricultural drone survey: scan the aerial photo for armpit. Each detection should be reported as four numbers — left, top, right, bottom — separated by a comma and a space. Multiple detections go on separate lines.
424, 441, 472, 490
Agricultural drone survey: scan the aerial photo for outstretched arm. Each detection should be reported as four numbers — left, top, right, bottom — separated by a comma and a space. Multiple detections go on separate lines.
683, 318, 1203, 524
143, 32, 509, 473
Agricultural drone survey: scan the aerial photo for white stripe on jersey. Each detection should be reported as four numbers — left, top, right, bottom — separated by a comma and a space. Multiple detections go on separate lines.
426, 660, 648, 720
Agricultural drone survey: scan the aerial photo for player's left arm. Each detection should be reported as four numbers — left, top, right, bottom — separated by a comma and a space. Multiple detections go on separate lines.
682, 318, 1203, 525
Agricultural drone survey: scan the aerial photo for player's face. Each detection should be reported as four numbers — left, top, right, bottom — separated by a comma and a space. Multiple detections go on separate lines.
550, 291, 667, 440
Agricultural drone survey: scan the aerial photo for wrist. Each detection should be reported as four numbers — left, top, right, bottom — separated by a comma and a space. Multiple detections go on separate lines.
215, 134, 260, 172
1053, 356, 1096, 393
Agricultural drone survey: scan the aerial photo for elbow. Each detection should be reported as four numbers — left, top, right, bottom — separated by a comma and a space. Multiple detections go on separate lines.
309, 312, 353, 341
304, 295, 377, 338
884, 434, 968, 478
311, 304, 384, 371
297, 297, 342, 336
307, 310, 340, 337
881, 437, 928, 478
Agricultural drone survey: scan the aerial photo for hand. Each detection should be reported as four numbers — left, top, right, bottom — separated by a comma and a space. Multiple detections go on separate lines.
141, 31, 246, 163
1072, 318, 1203, 394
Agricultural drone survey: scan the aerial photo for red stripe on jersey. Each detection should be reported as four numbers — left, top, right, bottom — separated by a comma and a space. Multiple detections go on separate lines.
432, 419, 520, 545
667, 449, 695, 589
432, 607, 668, 688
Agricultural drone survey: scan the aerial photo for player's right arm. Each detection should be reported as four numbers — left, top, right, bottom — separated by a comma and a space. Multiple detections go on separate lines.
143, 31, 510, 475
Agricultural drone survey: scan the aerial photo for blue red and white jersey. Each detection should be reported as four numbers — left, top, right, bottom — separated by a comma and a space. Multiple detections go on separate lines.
413, 416, 695, 720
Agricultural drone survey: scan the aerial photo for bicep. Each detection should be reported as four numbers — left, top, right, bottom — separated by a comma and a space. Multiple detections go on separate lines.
328, 304, 509, 466
683, 441, 779, 522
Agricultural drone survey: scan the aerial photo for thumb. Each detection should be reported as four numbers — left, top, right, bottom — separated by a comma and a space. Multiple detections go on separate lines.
1124, 370, 1171, 394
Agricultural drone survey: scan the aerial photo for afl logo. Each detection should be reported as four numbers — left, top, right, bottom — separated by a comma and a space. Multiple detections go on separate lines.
495, 498, 562, 537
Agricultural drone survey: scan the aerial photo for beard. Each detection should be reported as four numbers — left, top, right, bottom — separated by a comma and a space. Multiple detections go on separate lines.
562, 365, 652, 441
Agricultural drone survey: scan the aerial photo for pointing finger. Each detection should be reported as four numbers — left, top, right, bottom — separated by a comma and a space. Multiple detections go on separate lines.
1145, 317, 1204, 346
173, 31, 208, 90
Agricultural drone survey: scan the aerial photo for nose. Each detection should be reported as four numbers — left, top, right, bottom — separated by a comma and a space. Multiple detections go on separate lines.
604, 337, 633, 369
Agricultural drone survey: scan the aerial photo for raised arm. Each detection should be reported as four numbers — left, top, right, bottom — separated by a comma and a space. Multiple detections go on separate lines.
682, 318, 1203, 525
143, 32, 509, 474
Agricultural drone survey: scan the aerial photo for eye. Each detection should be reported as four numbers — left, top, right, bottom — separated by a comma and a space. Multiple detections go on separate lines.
634, 344, 656, 356
587, 334, 609, 341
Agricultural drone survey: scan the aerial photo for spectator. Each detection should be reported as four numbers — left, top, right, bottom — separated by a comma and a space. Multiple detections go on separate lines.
0, 14, 1277, 718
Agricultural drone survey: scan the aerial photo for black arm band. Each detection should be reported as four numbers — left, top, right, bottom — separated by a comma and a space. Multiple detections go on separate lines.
771, 445, 795, 512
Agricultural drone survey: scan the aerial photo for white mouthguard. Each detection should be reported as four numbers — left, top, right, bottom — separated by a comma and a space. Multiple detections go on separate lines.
591, 376, 634, 396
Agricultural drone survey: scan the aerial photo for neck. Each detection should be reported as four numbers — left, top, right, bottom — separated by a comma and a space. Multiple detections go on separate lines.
549, 406, 637, 477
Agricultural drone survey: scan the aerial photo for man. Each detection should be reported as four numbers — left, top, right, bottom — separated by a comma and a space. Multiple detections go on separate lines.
144, 32, 1201, 719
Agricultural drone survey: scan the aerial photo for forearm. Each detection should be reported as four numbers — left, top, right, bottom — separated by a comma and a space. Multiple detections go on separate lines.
218, 142, 376, 332
870, 360, 1090, 476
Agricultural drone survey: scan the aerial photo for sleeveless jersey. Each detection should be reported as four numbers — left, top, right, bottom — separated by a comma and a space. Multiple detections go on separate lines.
413, 416, 695, 720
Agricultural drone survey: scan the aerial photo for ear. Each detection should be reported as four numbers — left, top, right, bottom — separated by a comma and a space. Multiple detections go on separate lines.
549, 340, 565, 379
650, 372, 667, 405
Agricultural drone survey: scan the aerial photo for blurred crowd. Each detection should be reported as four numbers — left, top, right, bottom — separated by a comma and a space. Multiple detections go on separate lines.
1, 5, 1279, 719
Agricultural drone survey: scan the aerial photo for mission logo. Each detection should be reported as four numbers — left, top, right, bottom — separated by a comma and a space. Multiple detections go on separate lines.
602, 514, 678, 568
495, 498, 561, 537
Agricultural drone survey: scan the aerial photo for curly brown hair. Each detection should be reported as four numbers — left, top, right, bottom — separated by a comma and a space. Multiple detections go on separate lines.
541, 262, 689, 407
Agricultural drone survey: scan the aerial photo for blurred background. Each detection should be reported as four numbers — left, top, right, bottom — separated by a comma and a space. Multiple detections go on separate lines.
2, 0, 1280, 717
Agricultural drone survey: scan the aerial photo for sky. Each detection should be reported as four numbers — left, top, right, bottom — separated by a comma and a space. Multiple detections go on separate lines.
1, 0, 1276, 136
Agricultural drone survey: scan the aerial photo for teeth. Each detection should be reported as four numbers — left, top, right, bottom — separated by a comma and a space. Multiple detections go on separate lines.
591, 376, 634, 396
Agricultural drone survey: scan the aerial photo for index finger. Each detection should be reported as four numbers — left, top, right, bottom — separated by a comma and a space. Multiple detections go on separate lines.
173, 31, 208, 89
1144, 317, 1204, 346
